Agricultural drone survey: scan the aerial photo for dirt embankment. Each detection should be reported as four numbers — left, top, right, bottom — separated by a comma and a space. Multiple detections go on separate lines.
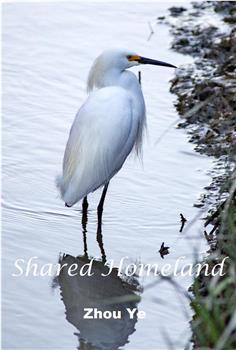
170, 3, 236, 158
160, 2, 236, 349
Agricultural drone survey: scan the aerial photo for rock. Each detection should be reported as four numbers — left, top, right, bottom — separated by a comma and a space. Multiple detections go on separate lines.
169, 6, 187, 17
192, 2, 211, 10
214, 1, 235, 13
224, 14, 236, 24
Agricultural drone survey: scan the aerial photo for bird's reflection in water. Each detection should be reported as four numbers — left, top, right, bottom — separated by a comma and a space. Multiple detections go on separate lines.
57, 254, 141, 350
55, 201, 142, 350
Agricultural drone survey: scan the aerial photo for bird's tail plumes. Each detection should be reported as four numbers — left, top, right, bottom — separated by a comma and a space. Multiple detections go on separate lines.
56, 172, 92, 208
56, 175, 77, 207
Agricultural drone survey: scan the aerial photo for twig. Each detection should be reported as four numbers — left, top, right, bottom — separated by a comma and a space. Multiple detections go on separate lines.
204, 201, 225, 227
179, 213, 187, 232
138, 71, 141, 85
147, 21, 154, 41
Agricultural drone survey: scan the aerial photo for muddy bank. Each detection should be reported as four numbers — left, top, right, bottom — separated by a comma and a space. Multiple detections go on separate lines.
167, 2, 236, 159
161, 2, 236, 349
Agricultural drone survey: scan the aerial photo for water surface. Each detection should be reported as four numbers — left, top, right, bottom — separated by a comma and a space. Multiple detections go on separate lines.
3, 3, 211, 350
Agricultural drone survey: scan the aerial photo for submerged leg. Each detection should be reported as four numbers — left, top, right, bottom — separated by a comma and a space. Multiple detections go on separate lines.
81, 196, 88, 258
96, 215, 106, 263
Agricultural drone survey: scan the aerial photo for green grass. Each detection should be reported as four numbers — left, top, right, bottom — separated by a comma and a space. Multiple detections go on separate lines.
191, 169, 236, 349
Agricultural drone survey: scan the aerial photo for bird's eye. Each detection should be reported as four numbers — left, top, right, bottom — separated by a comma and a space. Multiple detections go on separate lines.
127, 55, 132, 61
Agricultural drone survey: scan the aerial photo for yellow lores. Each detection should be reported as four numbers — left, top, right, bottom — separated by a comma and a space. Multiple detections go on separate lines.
127, 55, 141, 62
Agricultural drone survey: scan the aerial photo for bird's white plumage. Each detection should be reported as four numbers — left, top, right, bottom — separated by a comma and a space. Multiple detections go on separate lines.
57, 49, 146, 206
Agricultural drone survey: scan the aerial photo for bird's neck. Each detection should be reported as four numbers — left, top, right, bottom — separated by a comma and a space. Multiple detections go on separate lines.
87, 64, 121, 92
118, 70, 142, 95
87, 67, 141, 96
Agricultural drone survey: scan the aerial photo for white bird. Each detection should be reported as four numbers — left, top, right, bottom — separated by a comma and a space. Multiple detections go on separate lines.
57, 48, 176, 213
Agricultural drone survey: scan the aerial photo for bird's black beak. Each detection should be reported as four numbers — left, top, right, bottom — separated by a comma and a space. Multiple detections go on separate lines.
139, 56, 177, 68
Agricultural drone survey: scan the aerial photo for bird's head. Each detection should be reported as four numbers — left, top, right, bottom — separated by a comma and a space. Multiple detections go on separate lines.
95, 48, 176, 69
87, 48, 176, 91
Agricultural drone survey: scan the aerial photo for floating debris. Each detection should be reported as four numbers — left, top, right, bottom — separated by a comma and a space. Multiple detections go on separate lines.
159, 242, 170, 259
179, 213, 187, 232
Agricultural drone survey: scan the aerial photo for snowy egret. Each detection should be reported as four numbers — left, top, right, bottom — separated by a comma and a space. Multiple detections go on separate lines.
57, 48, 176, 213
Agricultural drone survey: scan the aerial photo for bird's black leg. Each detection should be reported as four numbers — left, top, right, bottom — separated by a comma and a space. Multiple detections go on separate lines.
96, 183, 109, 262
82, 196, 88, 212
97, 182, 109, 215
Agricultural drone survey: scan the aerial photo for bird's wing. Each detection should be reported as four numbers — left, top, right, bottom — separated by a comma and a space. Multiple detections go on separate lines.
58, 86, 136, 206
